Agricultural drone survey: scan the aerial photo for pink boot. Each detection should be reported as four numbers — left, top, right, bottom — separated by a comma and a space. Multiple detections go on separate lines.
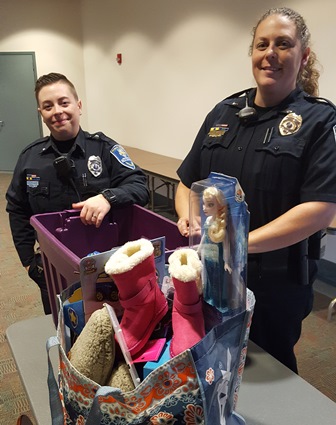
168, 248, 205, 357
105, 238, 168, 357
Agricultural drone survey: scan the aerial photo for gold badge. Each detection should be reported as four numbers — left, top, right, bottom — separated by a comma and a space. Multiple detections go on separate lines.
279, 113, 302, 136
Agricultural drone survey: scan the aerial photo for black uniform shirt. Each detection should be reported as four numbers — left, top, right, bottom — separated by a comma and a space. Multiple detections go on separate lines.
6, 128, 149, 266
178, 87, 336, 232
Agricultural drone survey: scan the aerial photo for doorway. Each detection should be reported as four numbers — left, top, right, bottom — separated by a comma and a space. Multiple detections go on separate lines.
0, 52, 42, 171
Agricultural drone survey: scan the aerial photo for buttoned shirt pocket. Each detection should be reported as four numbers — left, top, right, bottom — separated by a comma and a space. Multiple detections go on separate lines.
200, 131, 237, 177
27, 181, 50, 213
202, 130, 236, 150
254, 136, 306, 193
76, 173, 111, 200
256, 135, 305, 157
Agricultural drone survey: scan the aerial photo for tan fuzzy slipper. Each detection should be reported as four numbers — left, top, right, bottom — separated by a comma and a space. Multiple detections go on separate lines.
106, 361, 135, 392
68, 306, 115, 385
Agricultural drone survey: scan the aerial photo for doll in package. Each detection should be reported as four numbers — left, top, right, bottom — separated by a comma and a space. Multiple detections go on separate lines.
189, 172, 250, 314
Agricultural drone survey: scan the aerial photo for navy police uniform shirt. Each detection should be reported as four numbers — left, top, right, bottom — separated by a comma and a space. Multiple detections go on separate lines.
6, 128, 149, 266
178, 86, 336, 232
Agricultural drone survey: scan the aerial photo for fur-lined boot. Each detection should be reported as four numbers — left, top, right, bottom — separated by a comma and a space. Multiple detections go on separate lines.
105, 238, 168, 356
168, 248, 205, 357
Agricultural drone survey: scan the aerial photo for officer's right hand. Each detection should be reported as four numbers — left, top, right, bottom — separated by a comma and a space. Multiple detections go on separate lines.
72, 194, 111, 228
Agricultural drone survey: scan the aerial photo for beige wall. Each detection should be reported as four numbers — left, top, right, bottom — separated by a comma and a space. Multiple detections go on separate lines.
81, 0, 336, 158
0, 0, 88, 130
1, 0, 336, 158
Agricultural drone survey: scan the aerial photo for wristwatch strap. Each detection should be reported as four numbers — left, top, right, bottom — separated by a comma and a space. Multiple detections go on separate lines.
101, 189, 117, 205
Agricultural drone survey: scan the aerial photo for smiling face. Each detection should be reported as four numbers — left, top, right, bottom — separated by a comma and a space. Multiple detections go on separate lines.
37, 81, 82, 141
252, 14, 310, 106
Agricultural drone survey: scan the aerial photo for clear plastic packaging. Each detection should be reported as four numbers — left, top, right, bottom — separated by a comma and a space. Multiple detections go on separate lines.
189, 172, 250, 314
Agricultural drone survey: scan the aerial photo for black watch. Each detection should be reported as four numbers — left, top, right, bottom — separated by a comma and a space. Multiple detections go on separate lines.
101, 189, 117, 205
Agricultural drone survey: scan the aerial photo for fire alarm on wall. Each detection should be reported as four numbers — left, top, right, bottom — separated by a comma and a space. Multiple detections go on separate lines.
116, 53, 122, 65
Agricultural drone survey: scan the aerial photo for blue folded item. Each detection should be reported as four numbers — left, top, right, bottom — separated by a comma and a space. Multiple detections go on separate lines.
63, 300, 86, 336
143, 340, 171, 378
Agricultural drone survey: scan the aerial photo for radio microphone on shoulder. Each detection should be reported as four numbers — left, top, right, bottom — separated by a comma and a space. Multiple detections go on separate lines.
53, 155, 81, 202
237, 97, 258, 125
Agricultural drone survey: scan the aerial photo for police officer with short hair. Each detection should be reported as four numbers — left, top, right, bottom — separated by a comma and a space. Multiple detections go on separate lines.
175, 8, 336, 373
6, 72, 149, 314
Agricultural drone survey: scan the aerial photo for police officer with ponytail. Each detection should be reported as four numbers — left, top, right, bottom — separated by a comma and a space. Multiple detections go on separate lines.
175, 8, 336, 373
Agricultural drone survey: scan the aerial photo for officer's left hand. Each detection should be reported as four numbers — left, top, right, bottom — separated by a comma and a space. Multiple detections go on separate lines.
72, 194, 111, 228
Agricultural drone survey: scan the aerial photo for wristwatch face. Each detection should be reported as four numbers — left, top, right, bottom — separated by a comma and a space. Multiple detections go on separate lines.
102, 189, 116, 204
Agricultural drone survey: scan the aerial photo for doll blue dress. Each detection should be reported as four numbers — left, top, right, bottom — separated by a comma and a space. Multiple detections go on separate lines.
201, 218, 230, 313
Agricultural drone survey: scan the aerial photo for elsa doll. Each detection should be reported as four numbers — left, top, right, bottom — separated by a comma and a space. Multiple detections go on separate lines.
198, 187, 232, 312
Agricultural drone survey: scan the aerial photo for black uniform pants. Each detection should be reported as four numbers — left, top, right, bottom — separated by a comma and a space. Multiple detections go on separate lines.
247, 274, 314, 374
28, 253, 51, 315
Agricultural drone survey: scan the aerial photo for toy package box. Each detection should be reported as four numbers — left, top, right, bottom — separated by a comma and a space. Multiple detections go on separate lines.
189, 172, 250, 315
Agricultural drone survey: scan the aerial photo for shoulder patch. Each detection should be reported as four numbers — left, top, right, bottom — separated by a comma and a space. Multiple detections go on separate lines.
110, 145, 135, 170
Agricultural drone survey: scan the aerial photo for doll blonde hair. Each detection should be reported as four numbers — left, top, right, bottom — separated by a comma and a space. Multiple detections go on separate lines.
203, 187, 228, 244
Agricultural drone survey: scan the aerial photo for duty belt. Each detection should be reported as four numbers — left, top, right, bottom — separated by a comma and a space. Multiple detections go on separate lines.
247, 241, 316, 286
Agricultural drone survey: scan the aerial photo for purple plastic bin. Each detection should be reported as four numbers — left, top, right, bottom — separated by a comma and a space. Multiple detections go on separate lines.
30, 205, 187, 324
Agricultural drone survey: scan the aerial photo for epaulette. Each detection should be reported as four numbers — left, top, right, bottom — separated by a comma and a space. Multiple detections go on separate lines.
85, 131, 111, 142
224, 87, 255, 100
21, 136, 49, 153
304, 94, 336, 110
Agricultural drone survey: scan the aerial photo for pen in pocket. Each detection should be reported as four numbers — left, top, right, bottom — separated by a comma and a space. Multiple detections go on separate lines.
81, 173, 87, 187
263, 127, 274, 144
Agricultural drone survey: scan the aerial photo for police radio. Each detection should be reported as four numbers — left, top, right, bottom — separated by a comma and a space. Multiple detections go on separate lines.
53, 155, 81, 202
53, 155, 74, 179
237, 96, 258, 125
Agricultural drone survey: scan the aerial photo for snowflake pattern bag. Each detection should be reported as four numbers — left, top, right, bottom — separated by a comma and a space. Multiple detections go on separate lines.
47, 281, 255, 425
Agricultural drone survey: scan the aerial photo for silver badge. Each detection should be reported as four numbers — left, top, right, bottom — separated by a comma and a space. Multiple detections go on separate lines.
279, 113, 302, 136
87, 155, 102, 177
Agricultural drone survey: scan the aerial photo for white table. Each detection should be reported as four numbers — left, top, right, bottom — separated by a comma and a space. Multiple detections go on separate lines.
6, 315, 336, 425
